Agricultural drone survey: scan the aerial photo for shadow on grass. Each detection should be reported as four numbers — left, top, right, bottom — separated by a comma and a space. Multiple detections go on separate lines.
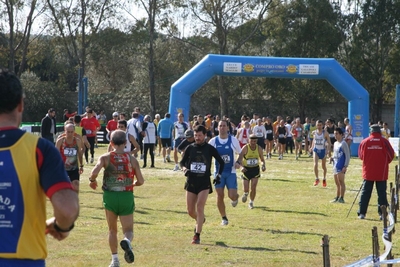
259, 207, 327, 216
268, 178, 295, 183
239, 226, 323, 237
140, 207, 187, 215
79, 204, 104, 210
212, 241, 317, 254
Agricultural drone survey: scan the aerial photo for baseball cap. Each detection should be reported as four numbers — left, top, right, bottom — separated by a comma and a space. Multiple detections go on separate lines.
112, 112, 119, 117
185, 129, 194, 138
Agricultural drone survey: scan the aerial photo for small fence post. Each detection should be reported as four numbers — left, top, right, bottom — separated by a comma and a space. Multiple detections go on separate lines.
372, 226, 380, 266
322, 235, 330, 267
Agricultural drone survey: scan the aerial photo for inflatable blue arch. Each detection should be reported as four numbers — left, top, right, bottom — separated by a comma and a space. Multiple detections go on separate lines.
169, 54, 369, 156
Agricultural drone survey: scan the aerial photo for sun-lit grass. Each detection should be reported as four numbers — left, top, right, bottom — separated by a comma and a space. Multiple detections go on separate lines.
45, 145, 400, 267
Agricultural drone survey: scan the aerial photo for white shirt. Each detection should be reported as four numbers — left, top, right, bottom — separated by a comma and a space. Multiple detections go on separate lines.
252, 125, 267, 138
144, 122, 157, 144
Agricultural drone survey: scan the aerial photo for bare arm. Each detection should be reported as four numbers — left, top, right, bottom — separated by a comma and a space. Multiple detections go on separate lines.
129, 134, 140, 155
236, 146, 248, 169
235, 128, 241, 139
325, 132, 332, 152
55, 138, 63, 151
258, 146, 266, 171
83, 135, 90, 148
131, 156, 144, 186
46, 189, 79, 241
88, 154, 107, 189
77, 138, 84, 168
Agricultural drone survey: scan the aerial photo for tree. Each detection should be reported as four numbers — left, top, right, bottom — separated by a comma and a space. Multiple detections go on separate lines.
45, 0, 121, 90
0, 0, 43, 75
262, 0, 344, 120
177, 0, 272, 117
338, 0, 400, 122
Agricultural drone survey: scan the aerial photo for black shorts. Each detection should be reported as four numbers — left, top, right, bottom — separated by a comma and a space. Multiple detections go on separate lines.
242, 166, 260, 180
161, 138, 172, 148
330, 138, 335, 148
67, 169, 80, 181
278, 138, 286, 144
257, 137, 265, 149
266, 134, 274, 141
184, 177, 213, 195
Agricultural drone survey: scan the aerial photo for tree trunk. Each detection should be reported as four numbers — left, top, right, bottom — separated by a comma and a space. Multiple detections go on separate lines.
218, 76, 229, 117
6, 0, 15, 72
148, 0, 156, 118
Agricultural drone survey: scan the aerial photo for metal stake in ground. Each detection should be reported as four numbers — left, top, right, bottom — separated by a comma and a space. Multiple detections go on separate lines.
346, 182, 364, 218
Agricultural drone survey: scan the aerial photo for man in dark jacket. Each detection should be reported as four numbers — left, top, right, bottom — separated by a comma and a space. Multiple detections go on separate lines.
41, 108, 57, 143
357, 124, 395, 219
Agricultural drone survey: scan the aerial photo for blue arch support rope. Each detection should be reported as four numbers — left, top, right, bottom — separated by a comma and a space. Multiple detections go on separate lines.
168, 54, 369, 156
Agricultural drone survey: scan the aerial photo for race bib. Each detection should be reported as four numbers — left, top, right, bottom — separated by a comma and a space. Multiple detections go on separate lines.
266, 130, 272, 134
221, 154, 231, 164
329, 133, 334, 138
316, 139, 324, 145
279, 134, 284, 138
86, 130, 92, 134
190, 162, 206, 173
64, 147, 77, 157
246, 158, 258, 166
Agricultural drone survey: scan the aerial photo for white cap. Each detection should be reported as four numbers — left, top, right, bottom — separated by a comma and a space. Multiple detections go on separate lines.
112, 112, 119, 117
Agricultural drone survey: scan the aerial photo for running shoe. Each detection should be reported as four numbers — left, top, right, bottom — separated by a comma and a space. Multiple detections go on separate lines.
109, 260, 120, 267
163, 158, 166, 163
173, 165, 180, 171
248, 202, 254, 209
231, 194, 239, 207
120, 239, 134, 263
322, 179, 327, 187
330, 197, 338, 203
358, 214, 365, 219
221, 219, 229, 226
338, 197, 345, 203
166, 155, 171, 162
90, 157, 94, 164
191, 235, 200, 244
242, 193, 248, 203
313, 179, 320, 186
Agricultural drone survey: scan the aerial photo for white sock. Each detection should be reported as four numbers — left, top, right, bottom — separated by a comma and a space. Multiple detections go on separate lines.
112, 254, 119, 262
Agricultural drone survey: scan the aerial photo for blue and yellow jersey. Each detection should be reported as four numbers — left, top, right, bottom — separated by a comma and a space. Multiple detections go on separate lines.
0, 128, 73, 266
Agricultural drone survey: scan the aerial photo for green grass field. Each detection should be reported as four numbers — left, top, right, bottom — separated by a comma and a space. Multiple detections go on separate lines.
45, 145, 400, 267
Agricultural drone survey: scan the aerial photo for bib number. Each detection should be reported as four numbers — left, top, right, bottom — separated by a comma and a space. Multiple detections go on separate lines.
246, 158, 258, 166
190, 162, 206, 173
221, 155, 230, 164
64, 147, 77, 157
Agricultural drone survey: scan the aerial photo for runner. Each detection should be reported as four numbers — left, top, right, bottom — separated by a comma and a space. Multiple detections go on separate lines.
236, 134, 266, 209
310, 120, 331, 187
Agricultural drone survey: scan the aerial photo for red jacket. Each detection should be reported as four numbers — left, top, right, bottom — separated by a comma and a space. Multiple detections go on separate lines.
358, 132, 395, 181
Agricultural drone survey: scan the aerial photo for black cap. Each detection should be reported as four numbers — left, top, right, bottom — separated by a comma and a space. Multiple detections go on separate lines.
185, 129, 194, 138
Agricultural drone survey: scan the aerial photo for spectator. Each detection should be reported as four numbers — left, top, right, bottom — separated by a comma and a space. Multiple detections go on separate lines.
41, 108, 57, 143
357, 124, 395, 220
